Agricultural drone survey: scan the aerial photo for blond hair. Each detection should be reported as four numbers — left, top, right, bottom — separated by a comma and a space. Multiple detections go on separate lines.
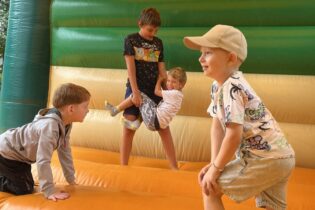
168, 67, 187, 85
53, 83, 91, 108
139, 8, 161, 27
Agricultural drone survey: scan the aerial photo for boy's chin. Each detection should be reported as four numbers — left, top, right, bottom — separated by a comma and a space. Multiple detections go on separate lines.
73, 119, 84, 123
203, 71, 211, 77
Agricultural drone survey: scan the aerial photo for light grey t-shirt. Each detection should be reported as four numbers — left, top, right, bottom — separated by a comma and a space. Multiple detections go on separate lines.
208, 71, 294, 159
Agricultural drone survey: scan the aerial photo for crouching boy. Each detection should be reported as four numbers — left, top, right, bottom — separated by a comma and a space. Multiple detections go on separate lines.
0, 83, 90, 201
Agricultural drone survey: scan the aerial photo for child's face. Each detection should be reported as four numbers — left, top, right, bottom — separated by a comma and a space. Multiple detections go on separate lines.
70, 100, 90, 122
139, 24, 159, 40
198, 47, 231, 78
166, 75, 183, 91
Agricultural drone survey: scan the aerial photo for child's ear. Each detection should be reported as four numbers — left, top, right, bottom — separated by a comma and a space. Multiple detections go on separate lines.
138, 21, 142, 28
228, 52, 238, 65
67, 104, 74, 114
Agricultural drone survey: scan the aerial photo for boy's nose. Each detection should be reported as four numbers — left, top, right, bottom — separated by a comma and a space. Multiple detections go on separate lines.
199, 55, 204, 63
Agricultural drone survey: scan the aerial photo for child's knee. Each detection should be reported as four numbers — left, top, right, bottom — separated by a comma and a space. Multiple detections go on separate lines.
122, 117, 141, 130
0, 177, 34, 195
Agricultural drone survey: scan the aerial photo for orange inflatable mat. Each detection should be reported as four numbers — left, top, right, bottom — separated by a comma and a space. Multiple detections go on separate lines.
28, 146, 315, 210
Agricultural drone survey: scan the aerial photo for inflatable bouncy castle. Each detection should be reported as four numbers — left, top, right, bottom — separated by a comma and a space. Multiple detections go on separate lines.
0, 0, 314, 209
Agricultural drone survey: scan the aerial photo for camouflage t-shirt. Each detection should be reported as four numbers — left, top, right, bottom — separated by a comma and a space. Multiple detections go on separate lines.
208, 71, 295, 159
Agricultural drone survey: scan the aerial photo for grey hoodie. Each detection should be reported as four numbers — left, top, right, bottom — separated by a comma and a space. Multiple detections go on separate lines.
0, 108, 75, 197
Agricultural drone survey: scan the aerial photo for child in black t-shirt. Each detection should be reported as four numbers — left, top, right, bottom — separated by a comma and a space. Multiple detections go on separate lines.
120, 8, 178, 169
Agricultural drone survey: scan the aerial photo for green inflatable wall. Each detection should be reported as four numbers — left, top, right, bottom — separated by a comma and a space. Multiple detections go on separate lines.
1, 0, 314, 132
51, 0, 315, 75
52, 0, 315, 27
0, 0, 50, 132
52, 27, 315, 75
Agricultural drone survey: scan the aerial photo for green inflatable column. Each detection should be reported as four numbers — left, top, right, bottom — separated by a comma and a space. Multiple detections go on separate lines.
0, 0, 50, 132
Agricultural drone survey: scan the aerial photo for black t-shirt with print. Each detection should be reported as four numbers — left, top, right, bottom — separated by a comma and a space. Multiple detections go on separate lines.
123, 33, 164, 98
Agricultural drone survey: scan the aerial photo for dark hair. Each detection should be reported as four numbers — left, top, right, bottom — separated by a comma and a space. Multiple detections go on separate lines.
139, 8, 161, 27
53, 83, 91, 108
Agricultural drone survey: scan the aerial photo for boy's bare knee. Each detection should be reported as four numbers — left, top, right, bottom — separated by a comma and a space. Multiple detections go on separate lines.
122, 116, 141, 130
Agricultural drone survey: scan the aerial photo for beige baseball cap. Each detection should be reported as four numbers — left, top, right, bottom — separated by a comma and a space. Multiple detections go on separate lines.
183, 24, 247, 61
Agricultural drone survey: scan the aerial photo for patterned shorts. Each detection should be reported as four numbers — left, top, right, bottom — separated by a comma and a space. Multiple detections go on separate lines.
139, 92, 160, 131
218, 152, 295, 210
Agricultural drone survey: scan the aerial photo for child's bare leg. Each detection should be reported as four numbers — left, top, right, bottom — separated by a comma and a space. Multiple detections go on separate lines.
117, 96, 134, 111
158, 127, 178, 169
203, 192, 224, 210
120, 114, 137, 165
105, 97, 133, 116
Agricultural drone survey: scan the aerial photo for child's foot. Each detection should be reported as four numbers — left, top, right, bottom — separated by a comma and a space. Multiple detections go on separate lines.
170, 163, 179, 170
104, 101, 120, 116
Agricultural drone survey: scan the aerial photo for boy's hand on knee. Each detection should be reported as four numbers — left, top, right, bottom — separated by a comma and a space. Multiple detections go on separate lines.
201, 165, 221, 196
48, 191, 70, 201
198, 163, 211, 186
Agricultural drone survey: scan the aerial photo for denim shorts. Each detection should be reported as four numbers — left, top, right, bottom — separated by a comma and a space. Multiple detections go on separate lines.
218, 152, 295, 210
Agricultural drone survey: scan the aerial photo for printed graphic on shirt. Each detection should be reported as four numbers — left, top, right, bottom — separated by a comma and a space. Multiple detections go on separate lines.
134, 46, 160, 62
245, 102, 266, 121
229, 83, 243, 100
244, 135, 271, 151
210, 84, 218, 115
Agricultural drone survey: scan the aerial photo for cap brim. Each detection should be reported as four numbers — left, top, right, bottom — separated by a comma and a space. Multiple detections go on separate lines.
183, 36, 217, 50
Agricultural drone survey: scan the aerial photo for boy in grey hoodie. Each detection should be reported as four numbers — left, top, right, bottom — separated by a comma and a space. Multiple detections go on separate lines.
0, 83, 90, 201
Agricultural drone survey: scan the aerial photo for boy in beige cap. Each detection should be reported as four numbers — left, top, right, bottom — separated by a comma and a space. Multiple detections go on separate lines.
184, 25, 295, 210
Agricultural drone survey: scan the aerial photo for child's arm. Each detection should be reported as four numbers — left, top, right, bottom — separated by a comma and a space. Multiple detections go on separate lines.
37, 124, 71, 200
57, 134, 75, 185
158, 62, 167, 80
210, 117, 225, 162
214, 123, 242, 169
198, 117, 224, 186
158, 62, 167, 89
125, 55, 142, 106
201, 123, 242, 195
154, 76, 164, 97
154, 62, 167, 97
212, 83, 244, 169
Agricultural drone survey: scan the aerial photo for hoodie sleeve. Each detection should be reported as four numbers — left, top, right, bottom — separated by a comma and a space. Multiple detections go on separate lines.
36, 121, 59, 198
57, 125, 75, 184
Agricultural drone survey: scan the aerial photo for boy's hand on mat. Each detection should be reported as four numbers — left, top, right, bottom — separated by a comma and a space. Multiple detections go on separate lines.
48, 191, 70, 201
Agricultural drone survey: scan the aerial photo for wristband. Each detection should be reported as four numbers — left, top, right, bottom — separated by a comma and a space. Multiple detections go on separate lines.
211, 163, 224, 172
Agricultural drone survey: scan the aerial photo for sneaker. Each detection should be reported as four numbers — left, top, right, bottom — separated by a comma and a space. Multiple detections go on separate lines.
104, 101, 120, 116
